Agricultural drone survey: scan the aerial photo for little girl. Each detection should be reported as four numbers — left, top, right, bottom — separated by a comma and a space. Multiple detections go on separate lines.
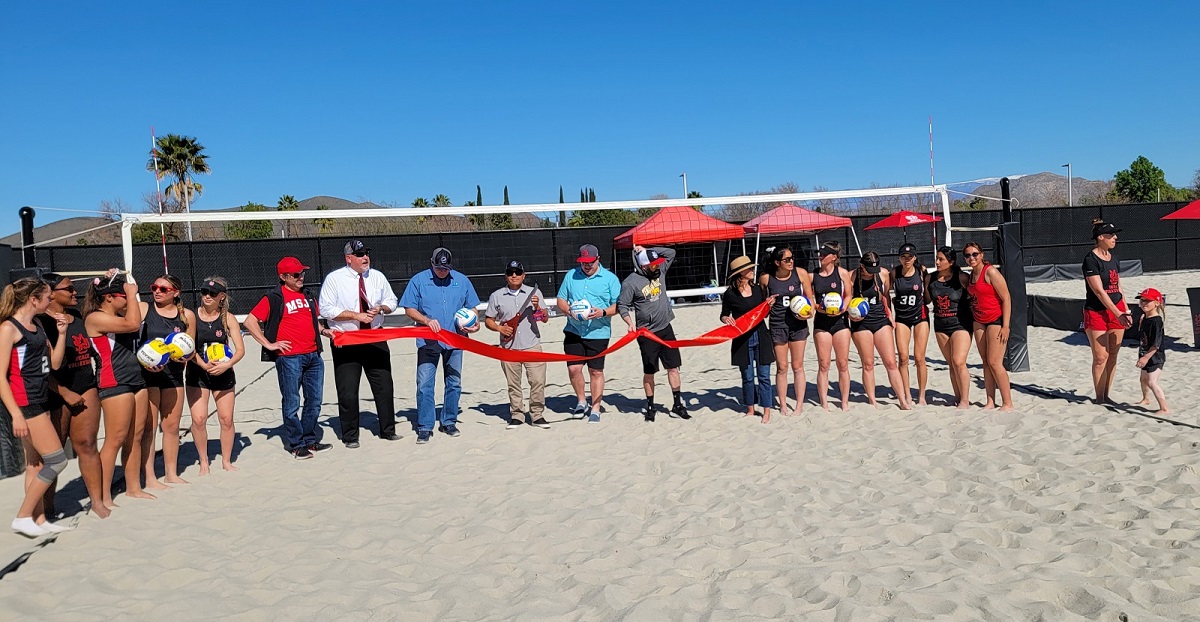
1134, 288, 1169, 414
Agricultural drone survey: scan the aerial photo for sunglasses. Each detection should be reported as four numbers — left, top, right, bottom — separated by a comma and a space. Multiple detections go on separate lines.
284, 272, 305, 279
200, 288, 223, 297
108, 292, 127, 299
150, 285, 177, 293
53, 285, 77, 293
964, 251, 982, 258
779, 256, 794, 262
505, 270, 524, 276
351, 251, 369, 258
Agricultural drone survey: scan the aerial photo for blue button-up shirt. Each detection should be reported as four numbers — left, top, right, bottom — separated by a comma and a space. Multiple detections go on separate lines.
399, 269, 481, 348
557, 265, 621, 339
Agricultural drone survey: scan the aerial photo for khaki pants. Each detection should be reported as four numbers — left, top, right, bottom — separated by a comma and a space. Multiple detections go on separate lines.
502, 345, 546, 420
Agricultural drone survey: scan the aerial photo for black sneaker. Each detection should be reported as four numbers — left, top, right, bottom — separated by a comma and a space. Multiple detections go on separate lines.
643, 404, 656, 422
381, 433, 402, 441
343, 441, 360, 449
290, 447, 313, 460
307, 442, 332, 453
530, 417, 550, 429
416, 430, 432, 444
507, 418, 523, 430
670, 403, 692, 420
439, 424, 461, 437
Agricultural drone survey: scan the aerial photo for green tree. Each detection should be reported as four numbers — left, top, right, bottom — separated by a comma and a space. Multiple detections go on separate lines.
146, 134, 210, 241
568, 209, 638, 227
687, 190, 703, 211
277, 194, 301, 237
503, 186, 510, 205
1112, 156, 1182, 203
476, 185, 483, 207
225, 202, 274, 239
313, 204, 335, 235
411, 197, 430, 207
588, 188, 596, 202
433, 194, 452, 207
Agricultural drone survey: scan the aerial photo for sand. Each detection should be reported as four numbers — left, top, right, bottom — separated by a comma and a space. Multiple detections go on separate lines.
1, 270, 1197, 620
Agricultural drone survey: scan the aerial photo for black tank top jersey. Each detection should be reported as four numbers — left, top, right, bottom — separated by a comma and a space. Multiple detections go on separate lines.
39, 310, 97, 394
91, 329, 143, 389
765, 272, 809, 331
7, 318, 50, 408
141, 303, 187, 343
928, 274, 971, 332
186, 311, 236, 385
852, 276, 890, 328
892, 268, 928, 324
812, 267, 849, 332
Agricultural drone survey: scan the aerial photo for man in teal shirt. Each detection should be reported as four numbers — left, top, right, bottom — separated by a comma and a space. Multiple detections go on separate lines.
556, 244, 620, 423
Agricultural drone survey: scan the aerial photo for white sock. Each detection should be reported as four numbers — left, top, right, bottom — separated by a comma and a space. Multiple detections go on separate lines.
12, 517, 47, 537
40, 521, 72, 533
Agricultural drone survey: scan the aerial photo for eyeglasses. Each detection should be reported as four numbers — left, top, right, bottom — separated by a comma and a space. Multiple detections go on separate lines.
284, 272, 305, 279
964, 252, 982, 258
53, 285, 77, 293
351, 251, 369, 258
200, 289, 223, 297
780, 256, 794, 262
505, 270, 524, 276
150, 285, 177, 293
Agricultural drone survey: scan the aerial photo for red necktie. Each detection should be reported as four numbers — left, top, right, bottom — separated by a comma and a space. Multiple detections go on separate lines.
358, 274, 371, 330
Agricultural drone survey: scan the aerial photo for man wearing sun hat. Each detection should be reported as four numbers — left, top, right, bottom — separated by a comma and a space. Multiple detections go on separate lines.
244, 256, 334, 460
400, 247, 480, 444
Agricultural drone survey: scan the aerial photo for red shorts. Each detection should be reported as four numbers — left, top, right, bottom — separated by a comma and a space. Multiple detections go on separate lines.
1083, 300, 1127, 331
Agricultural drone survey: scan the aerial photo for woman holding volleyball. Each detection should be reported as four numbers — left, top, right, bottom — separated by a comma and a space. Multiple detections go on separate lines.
758, 245, 816, 417
139, 273, 196, 485
811, 241, 854, 411
850, 251, 911, 410
186, 277, 245, 474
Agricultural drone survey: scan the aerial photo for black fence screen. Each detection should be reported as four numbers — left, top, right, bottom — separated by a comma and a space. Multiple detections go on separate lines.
12, 201, 1198, 314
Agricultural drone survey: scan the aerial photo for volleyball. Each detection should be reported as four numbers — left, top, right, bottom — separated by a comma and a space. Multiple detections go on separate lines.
821, 292, 843, 315
137, 339, 172, 369
569, 299, 593, 321
201, 342, 232, 363
788, 295, 812, 318
848, 297, 870, 321
454, 308, 478, 330
162, 332, 195, 361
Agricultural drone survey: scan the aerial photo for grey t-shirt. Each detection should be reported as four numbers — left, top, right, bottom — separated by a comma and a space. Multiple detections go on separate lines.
485, 284, 547, 350
618, 247, 676, 332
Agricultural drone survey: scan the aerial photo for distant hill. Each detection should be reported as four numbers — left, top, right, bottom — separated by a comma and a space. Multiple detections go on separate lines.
967, 172, 1113, 208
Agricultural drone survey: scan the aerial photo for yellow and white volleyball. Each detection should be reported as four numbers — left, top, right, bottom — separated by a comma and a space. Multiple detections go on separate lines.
201, 342, 232, 363
453, 308, 478, 330
137, 339, 172, 369
821, 292, 843, 315
162, 332, 195, 361
788, 295, 812, 318
569, 299, 593, 321
847, 297, 871, 321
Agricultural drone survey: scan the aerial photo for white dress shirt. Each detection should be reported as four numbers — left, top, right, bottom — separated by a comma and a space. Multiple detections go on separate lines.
319, 266, 399, 332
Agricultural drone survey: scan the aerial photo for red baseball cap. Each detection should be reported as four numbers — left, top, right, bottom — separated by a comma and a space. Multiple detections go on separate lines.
1137, 288, 1163, 303
576, 244, 600, 263
277, 257, 310, 274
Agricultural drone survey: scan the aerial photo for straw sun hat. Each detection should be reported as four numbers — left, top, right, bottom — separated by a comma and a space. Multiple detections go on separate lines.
727, 255, 755, 278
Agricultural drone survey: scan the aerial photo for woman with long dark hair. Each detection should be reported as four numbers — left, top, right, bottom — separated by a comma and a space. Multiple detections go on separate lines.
757, 245, 815, 416
1, 278, 72, 536
850, 252, 911, 410
140, 273, 196, 485
811, 241, 854, 411
722, 256, 776, 422
1082, 218, 1132, 404
964, 242, 1014, 411
38, 274, 106, 518
891, 244, 930, 406
186, 277, 245, 473
928, 247, 972, 408
84, 271, 151, 505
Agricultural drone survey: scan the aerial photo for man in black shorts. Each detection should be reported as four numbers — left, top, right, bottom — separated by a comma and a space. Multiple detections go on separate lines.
555, 244, 621, 423
619, 245, 691, 422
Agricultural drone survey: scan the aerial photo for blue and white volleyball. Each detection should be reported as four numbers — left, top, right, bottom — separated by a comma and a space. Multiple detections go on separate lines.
569, 299, 593, 321
821, 292, 843, 315
847, 297, 870, 322
454, 308, 478, 330
162, 332, 195, 361
137, 339, 173, 369
202, 342, 232, 363
788, 295, 813, 318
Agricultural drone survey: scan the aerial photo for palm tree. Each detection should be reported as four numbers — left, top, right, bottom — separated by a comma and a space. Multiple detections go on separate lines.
147, 134, 210, 241
432, 194, 452, 207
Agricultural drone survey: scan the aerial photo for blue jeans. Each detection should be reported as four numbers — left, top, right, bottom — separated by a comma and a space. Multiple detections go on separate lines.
416, 345, 463, 432
275, 352, 324, 449
740, 338, 772, 407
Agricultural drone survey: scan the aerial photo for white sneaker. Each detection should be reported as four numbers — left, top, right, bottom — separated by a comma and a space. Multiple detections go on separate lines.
40, 521, 73, 533
12, 517, 47, 538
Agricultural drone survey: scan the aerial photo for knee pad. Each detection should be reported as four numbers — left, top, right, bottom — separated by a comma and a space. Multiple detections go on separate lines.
37, 449, 68, 484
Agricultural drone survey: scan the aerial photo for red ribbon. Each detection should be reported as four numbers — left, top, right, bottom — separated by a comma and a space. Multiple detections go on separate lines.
332, 301, 771, 363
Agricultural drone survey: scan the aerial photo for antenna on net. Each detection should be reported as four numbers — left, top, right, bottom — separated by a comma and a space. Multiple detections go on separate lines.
149, 126, 170, 274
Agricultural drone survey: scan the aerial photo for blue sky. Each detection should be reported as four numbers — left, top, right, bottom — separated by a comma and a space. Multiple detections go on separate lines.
2, 1, 1196, 235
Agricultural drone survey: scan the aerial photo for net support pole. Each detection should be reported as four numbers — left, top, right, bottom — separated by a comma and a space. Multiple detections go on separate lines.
939, 187, 952, 248
850, 226, 863, 257
121, 218, 135, 275
712, 244, 718, 283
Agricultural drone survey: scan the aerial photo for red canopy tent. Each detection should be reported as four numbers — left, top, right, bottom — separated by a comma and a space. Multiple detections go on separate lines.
1161, 199, 1200, 220
741, 203, 860, 262
613, 206, 746, 283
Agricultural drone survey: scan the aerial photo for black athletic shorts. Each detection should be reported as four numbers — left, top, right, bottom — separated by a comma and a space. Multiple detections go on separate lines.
19, 403, 48, 420
814, 313, 849, 335
1142, 363, 1163, 374
98, 382, 146, 400
894, 315, 927, 328
770, 324, 810, 344
975, 317, 1004, 329
637, 326, 683, 374
851, 319, 890, 334
185, 362, 236, 391
143, 361, 185, 389
563, 331, 609, 370
934, 317, 969, 335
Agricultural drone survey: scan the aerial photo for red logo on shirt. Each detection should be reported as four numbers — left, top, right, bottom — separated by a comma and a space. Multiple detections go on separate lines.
1107, 269, 1120, 293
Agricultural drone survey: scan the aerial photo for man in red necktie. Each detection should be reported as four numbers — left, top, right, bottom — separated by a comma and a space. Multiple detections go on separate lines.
318, 239, 401, 448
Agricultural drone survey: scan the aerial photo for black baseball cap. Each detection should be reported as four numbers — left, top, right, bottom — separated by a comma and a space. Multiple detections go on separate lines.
1092, 222, 1122, 238
898, 243, 918, 257
505, 260, 524, 273
859, 256, 881, 274
344, 239, 370, 255
431, 247, 453, 269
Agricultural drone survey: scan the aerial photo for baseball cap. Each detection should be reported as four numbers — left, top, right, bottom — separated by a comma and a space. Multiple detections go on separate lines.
277, 257, 310, 274
200, 279, 227, 294
343, 239, 370, 255
1092, 222, 1122, 238
1137, 288, 1164, 303
636, 249, 667, 268
859, 256, 881, 274
505, 260, 524, 274
431, 247, 453, 270
898, 243, 918, 257
576, 244, 600, 263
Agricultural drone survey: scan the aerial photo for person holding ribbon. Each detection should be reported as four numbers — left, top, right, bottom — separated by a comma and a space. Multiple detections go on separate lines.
319, 239, 400, 448
401, 247, 481, 444
619, 244, 691, 422
484, 259, 550, 430
556, 244, 620, 423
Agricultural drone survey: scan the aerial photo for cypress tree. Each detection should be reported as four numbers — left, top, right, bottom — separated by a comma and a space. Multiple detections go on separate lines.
588, 188, 596, 202
503, 185, 510, 205
559, 186, 564, 203
476, 185, 482, 207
